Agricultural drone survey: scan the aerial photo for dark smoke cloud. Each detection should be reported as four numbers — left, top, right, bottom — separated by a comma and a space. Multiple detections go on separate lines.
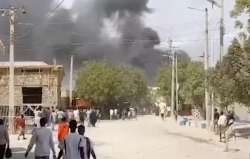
0, 0, 189, 85
94, 0, 150, 17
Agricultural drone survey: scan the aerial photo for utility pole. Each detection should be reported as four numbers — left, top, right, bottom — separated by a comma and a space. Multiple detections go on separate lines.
211, 92, 215, 124
188, 6, 210, 125
170, 40, 175, 117
175, 54, 179, 113
0, 6, 26, 131
0, 40, 5, 55
9, 8, 15, 132
205, 8, 210, 126
69, 55, 74, 108
207, 0, 224, 62
220, 0, 224, 62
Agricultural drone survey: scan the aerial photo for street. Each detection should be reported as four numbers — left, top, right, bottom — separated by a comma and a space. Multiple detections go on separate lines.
0, 0, 249, 159
10, 115, 250, 159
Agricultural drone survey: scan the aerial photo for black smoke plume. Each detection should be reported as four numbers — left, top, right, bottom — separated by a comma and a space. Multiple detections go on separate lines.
0, 0, 189, 85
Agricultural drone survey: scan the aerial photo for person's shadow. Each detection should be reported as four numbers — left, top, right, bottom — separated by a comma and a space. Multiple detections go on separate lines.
12, 147, 34, 159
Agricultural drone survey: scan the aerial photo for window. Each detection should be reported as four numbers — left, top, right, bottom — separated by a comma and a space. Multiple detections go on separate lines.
22, 87, 42, 104
21, 69, 42, 73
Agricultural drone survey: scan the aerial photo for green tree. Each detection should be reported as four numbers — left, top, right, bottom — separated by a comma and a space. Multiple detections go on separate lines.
157, 66, 172, 104
231, 0, 250, 40
157, 61, 205, 109
209, 39, 250, 108
75, 61, 148, 110
208, 2, 250, 109
181, 62, 205, 107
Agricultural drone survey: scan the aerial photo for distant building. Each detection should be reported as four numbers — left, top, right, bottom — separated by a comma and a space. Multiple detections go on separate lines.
0, 61, 64, 116
72, 98, 92, 109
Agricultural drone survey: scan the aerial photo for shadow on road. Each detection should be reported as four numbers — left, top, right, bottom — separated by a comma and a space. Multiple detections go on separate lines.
165, 130, 215, 145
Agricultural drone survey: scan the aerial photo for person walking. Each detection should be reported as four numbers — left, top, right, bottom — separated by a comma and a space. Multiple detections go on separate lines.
121, 109, 126, 120
18, 114, 27, 140
79, 109, 85, 124
73, 109, 80, 122
89, 110, 98, 127
159, 103, 165, 120
96, 109, 101, 122
34, 107, 42, 127
57, 109, 64, 122
57, 117, 69, 159
46, 108, 53, 127
25, 117, 56, 159
226, 111, 235, 127
78, 125, 96, 159
51, 108, 57, 131
213, 108, 220, 133
109, 109, 114, 120
0, 119, 10, 159
63, 110, 69, 122
58, 120, 84, 159
127, 108, 132, 120
114, 109, 118, 119
218, 111, 227, 142
58, 117, 69, 141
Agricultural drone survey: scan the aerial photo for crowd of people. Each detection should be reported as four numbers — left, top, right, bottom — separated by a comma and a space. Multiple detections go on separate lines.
32, 107, 100, 129
0, 105, 147, 159
25, 117, 96, 159
0, 106, 99, 159
110, 108, 137, 120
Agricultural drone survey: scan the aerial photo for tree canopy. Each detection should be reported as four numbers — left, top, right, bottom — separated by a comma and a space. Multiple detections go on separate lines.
210, 38, 250, 108
205, 1, 250, 109
75, 61, 148, 109
157, 61, 205, 109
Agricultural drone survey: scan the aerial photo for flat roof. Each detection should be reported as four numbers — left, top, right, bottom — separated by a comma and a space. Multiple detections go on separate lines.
0, 61, 63, 69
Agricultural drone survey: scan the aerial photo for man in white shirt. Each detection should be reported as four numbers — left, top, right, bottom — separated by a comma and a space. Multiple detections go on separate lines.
110, 109, 113, 120
25, 117, 56, 159
59, 120, 84, 159
73, 109, 80, 122
78, 125, 96, 159
86, 109, 91, 126
34, 108, 42, 128
218, 111, 227, 142
159, 103, 166, 120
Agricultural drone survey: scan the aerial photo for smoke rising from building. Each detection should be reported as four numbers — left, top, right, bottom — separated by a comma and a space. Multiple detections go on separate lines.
0, 0, 189, 85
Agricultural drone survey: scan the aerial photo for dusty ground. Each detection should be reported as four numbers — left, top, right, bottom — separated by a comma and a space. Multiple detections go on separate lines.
10, 115, 250, 159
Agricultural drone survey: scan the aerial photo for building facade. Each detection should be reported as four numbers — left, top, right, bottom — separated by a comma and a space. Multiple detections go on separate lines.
0, 61, 64, 116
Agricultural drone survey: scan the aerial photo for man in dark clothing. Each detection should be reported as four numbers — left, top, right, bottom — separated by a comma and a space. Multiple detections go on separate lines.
0, 119, 9, 159
227, 111, 235, 127
122, 109, 126, 120
89, 110, 97, 127
213, 109, 220, 133
79, 110, 85, 123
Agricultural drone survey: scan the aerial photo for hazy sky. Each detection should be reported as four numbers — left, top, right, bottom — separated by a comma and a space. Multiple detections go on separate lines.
145, 0, 236, 64
63, 0, 237, 64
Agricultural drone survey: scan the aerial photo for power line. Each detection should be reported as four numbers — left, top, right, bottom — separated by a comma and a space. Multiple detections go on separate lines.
49, 0, 66, 16
14, 0, 65, 40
